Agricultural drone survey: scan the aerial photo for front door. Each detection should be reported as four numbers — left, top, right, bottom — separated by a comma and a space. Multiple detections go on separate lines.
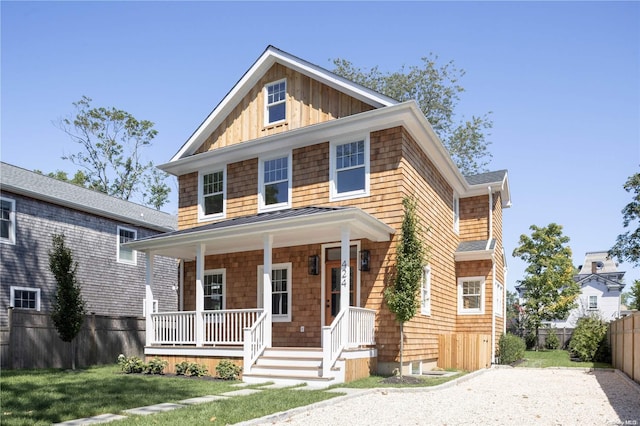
325, 258, 356, 326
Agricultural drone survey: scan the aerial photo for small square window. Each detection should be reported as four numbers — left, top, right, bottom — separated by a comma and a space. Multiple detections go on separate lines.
10, 286, 40, 311
117, 226, 137, 264
265, 80, 286, 125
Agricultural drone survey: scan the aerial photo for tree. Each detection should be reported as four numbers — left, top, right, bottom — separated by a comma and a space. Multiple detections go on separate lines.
512, 223, 580, 349
49, 234, 86, 370
35, 169, 89, 187
621, 280, 640, 310
505, 290, 520, 334
384, 196, 429, 378
609, 171, 640, 266
332, 56, 492, 175
56, 96, 171, 209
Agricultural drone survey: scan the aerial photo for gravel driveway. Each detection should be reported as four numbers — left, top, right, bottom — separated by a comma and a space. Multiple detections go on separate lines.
246, 368, 640, 425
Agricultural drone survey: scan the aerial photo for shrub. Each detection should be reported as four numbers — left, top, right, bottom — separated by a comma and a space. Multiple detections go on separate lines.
569, 316, 609, 362
175, 361, 209, 377
544, 327, 560, 350
144, 357, 168, 375
117, 354, 145, 374
216, 359, 241, 380
524, 330, 537, 350
175, 361, 191, 376
498, 333, 526, 365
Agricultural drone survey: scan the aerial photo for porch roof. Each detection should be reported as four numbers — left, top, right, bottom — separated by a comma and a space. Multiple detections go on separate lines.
125, 206, 395, 260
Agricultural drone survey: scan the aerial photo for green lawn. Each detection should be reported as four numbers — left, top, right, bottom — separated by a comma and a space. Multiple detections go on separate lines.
517, 349, 612, 369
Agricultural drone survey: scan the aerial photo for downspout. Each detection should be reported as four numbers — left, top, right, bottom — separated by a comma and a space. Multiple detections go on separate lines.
179, 260, 184, 311
488, 187, 496, 364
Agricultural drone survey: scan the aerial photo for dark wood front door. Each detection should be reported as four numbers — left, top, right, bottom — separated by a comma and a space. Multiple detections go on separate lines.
325, 259, 355, 326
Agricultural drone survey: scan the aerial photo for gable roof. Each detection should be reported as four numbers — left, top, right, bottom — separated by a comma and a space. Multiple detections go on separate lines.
0, 162, 177, 232
171, 45, 398, 161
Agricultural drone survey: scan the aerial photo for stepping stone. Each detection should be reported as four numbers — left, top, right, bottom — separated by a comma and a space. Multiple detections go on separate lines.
258, 383, 294, 389
220, 388, 263, 397
179, 395, 229, 405
123, 402, 185, 416
53, 413, 127, 425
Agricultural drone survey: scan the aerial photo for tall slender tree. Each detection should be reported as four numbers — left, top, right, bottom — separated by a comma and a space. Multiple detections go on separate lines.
609, 171, 640, 266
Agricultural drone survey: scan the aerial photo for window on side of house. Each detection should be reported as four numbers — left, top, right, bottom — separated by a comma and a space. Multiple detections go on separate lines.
494, 282, 504, 316
204, 269, 225, 311
10, 286, 41, 310
264, 79, 286, 125
330, 136, 369, 201
117, 226, 137, 265
458, 277, 485, 315
588, 295, 598, 310
257, 263, 292, 322
421, 265, 432, 316
453, 194, 460, 234
259, 152, 291, 212
1, 196, 16, 245
142, 299, 159, 316
199, 168, 226, 220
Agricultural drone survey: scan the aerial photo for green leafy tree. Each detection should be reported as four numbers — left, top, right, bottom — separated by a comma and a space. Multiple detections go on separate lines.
384, 196, 429, 378
56, 96, 171, 209
512, 223, 580, 349
332, 56, 492, 175
609, 171, 640, 266
49, 234, 86, 370
505, 290, 520, 334
621, 279, 640, 310
35, 169, 89, 187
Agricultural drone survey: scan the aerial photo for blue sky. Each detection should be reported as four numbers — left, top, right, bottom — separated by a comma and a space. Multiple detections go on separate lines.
2, 1, 639, 292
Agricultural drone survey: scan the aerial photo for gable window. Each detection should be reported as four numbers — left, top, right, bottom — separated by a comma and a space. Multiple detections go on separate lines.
204, 269, 225, 311
10, 286, 40, 310
453, 194, 460, 234
588, 295, 598, 310
199, 168, 226, 220
265, 79, 286, 125
494, 282, 504, 316
117, 226, 137, 265
259, 153, 291, 211
421, 265, 432, 316
257, 263, 292, 322
1, 197, 16, 245
458, 277, 485, 315
330, 136, 370, 201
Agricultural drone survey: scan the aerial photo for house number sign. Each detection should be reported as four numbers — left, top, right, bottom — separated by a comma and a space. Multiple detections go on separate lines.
341, 260, 348, 288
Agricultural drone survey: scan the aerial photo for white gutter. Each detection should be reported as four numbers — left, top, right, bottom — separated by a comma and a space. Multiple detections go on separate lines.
491, 257, 497, 364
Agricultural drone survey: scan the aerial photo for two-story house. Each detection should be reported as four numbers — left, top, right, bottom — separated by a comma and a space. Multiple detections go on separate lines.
126, 46, 511, 387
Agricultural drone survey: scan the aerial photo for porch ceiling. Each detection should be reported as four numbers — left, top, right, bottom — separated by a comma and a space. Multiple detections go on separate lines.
125, 206, 395, 260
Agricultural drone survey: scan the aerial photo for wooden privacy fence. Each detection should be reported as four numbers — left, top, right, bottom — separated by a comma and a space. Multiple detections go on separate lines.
438, 333, 491, 371
2, 309, 145, 369
609, 312, 639, 384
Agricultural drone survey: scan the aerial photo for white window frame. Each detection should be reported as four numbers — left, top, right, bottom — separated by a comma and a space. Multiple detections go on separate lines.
588, 295, 598, 310
117, 226, 137, 265
10, 286, 41, 311
142, 299, 159, 316
453, 194, 460, 234
458, 277, 485, 315
257, 262, 292, 322
264, 78, 287, 126
494, 281, 504, 317
329, 135, 370, 201
1, 196, 16, 245
203, 268, 226, 311
198, 167, 227, 221
421, 265, 432, 316
258, 151, 292, 212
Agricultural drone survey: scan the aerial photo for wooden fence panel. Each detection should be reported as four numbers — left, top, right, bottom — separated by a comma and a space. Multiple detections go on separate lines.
437, 333, 491, 371
609, 312, 639, 384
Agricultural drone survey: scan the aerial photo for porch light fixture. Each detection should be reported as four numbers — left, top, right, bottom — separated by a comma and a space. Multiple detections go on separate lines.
360, 250, 370, 272
308, 255, 319, 275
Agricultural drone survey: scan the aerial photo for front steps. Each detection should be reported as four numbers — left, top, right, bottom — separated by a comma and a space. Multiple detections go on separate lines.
242, 347, 344, 389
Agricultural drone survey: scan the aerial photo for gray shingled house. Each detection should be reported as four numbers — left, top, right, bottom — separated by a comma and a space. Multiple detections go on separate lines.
0, 162, 179, 328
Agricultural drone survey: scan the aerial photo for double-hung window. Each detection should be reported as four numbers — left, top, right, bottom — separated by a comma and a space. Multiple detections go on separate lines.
1, 197, 16, 245
458, 277, 485, 315
421, 266, 432, 316
199, 168, 226, 220
10, 286, 40, 310
259, 152, 291, 211
588, 295, 598, 310
330, 136, 369, 201
204, 269, 225, 311
117, 226, 137, 265
494, 282, 504, 316
257, 263, 292, 322
265, 79, 286, 125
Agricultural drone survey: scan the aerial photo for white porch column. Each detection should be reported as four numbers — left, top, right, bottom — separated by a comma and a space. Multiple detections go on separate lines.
263, 234, 273, 347
340, 226, 351, 313
144, 252, 155, 346
195, 243, 205, 347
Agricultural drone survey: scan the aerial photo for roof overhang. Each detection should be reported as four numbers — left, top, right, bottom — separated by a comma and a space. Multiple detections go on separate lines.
467, 172, 512, 208
125, 207, 395, 260
454, 248, 496, 262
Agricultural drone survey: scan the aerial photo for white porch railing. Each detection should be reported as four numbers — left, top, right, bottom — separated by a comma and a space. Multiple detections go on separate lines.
347, 307, 376, 347
243, 310, 268, 374
150, 309, 263, 346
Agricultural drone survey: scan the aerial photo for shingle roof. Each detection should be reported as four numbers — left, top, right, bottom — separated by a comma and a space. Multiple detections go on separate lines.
464, 170, 507, 186
0, 162, 177, 231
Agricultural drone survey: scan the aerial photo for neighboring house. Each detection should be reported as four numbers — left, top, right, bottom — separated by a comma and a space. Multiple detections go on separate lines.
551, 251, 625, 328
0, 162, 179, 328
126, 46, 512, 386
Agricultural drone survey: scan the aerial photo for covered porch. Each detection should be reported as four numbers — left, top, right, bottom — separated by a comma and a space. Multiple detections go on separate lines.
125, 206, 394, 385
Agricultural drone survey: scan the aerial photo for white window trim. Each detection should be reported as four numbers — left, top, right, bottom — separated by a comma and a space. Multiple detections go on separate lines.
198, 167, 227, 222
204, 268, 226, 311
453, 194, 460, 234
10, 286, 41, 311
117, 226, 137, 265
421, 265, 432, 316
494, 281, 504, 317
588, 295, 598, 310
1, 196, 16, 245
264, 78, 287, 127
329, 134, 370, 202
142, 299, 158, 316
258, 151, 292, 212
458, 277, 485, 315
257, 262, 292, 322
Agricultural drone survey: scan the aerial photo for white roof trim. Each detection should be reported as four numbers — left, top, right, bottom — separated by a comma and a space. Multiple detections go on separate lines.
171, 46, 398, 162
454, 248, 495, 262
